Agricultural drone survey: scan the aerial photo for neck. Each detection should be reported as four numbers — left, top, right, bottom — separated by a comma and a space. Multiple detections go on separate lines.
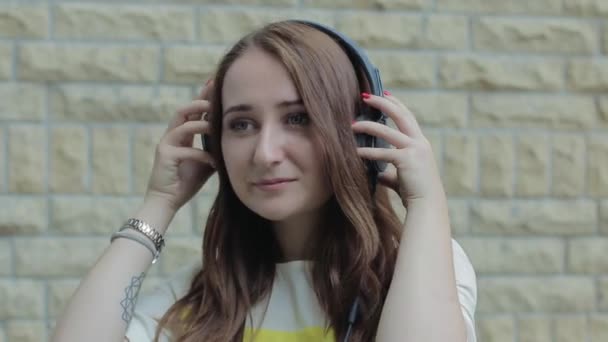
272, 209, 325, 262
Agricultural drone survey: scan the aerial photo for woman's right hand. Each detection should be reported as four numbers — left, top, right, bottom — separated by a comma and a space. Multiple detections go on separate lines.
144, 81, 217, 213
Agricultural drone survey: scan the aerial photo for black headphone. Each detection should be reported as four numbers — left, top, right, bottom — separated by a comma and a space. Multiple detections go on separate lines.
201, 20, 389, 194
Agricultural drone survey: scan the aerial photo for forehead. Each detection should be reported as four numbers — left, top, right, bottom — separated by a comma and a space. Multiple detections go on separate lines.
222, 47, 301, 108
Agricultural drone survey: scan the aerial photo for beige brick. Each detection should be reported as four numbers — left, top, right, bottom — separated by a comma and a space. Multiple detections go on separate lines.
163, 47, 223, 84
555, 316, 589, 342
448, 200, 469, 234
160, 237, 202, 275
92, 127, 128, 194
437, 0, 561, 14
604, 24, 608, 55
564, 0, 608, 16
568, 238, 608, 273
567, 60, 608, 91
516, 135, 549, 197
0, 84, 45, 121
393, 93, 467, 128
195, 193, 216, 235
336, 13, 423, 48
588, 136, 608, 196
479, 134, 514, 196
303, 0, 429, 9
51, 85, 191, 122
421, 15, 468, 49
444, 134, 477, 195
474, 18, 597, 54
476, 316, 515, 342
519, 317, 552, 342
50, 126, 87, 193
133, 125, 165, 194
600, 278, 608, 310
48, 279, 80, 318
15, 238, 107, 276
0, 280, 44, 319
602, 200, 608, 234
471, 200, 597, 235
5, 321, 46, 342
440, 56, 563, 90
552, 135, 585, 197
601, 97, 608, 124
19, 44, 158, 82
478, 277, 594, 312
199, 9, 333, 44
0, 43, 11, 79
590, 316, 608, 342
458, 238, 564, 274
0, 197, 46, 235
0, 240, 11, 275
472, 95, 597, 129
8, 126, 45, 193
55, 4, 195, 41
370, 53, 434, 88
0, 129, 3, 192
0, 5, 48, 38
206, 0, 296, 4
51, 197, 193, 235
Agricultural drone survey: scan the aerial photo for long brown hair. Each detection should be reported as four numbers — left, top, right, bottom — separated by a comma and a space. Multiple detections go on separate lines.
154, 20, 403, 342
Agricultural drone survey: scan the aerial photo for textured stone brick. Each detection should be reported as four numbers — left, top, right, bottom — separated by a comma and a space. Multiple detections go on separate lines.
0, 240, 11, 275
444, 134, 477, 195
0, 84, 45, 121
163, 47, 224, 84
519, 317, 552, 342
55, 4, 195, 41
160, 237, 202, 275
48, 279, 80, 318
471, 200, 597, 235
458, 238, 564, 274
600, 278, 608, 310
19, 44, 158, 82
478, 277, 594, 313
474, 18, 597, 54
51, 197, 193, 235
8, 126, 45, 193
568, 238, 608, 273
0, 197, 46, 235
479, 134, 514, 197
92, 127, 128, 194
439, 56, 563, 90
370, 53, 434, 88
437, 0, 561, 14
552, 135, 585, 197
50, 126, 87, 193
601, 97, 608, 124
590, 316, 608, 342
0, 129, 3, 192
393, 93, 466, 128
0, 280, 44, 319
303, 0, 429, 9
601, 200, 608, 234
5, 321, 46, 342
51, 85, 191, 122
133, 125, 165, 194
421, 15, 468, 50
555, 316, 589, 342
476, 316, 515, 342
588, 136, 608, 196
604, 24, 608, 55
15, 238, 107, 276
0, 5, 48, 38
567, 60, 608, 91
516, 135, 549, 197
336, 13, 423, 48
472, 95, 597, 129
448, 200, 469, 234
0, 43, 11, 79
564, 0, 608, 16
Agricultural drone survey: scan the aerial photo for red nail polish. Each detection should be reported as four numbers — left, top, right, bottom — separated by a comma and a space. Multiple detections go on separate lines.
361, 92, 371, 99
383, 90, 391, 96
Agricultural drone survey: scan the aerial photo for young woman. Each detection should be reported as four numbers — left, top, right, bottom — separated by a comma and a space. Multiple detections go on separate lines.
52, 20, 477, 342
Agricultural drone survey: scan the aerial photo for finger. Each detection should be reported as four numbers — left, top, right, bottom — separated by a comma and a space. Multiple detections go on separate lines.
197, 78, 215, 100
357, 147, 403, 166
351, 121, 412, 149
166, 100, 210, 132
378, 171, 399, 193
167, 145, 216, 168
363, 93, 422, 138
164, 120, 210, 147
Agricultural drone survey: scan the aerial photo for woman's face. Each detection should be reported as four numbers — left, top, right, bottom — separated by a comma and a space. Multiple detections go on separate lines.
220, 46, 333, 222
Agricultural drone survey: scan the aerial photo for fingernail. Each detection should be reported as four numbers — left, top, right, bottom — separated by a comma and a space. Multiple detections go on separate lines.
361, 92, 371, 99
383, 90, 391, 96
352, 119, 357, 125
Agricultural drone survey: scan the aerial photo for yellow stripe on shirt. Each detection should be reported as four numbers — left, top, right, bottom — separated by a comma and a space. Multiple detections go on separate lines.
243, 326, 335, 342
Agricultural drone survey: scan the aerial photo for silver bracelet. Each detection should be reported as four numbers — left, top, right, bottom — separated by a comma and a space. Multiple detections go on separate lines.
111, 229, 160, 264
119, 218, 165, 254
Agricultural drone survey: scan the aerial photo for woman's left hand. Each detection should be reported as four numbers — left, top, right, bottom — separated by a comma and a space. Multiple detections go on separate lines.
351, 91, 445, 208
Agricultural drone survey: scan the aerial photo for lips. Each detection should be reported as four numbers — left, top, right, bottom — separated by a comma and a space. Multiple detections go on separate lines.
254, 178, 296, 186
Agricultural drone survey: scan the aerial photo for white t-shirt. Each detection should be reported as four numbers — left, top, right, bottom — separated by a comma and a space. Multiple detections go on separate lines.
126, 239, 477, 342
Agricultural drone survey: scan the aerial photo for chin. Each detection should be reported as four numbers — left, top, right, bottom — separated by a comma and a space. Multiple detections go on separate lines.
248, 203, 297, 222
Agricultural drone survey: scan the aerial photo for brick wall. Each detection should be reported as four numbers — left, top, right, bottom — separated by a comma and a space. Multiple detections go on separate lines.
1, 0, 607, 341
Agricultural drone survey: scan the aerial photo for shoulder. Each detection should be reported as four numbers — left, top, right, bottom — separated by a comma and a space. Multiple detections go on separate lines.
451, 239, 478, 342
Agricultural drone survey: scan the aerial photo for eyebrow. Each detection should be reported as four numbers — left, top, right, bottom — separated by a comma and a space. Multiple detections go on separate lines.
223, 99, 304, 117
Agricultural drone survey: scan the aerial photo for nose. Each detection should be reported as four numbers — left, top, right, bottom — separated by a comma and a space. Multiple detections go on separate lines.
252, 124, 284, 167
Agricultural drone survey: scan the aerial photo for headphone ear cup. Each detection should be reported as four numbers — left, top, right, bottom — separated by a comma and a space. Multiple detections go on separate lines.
202, 134, 211, 153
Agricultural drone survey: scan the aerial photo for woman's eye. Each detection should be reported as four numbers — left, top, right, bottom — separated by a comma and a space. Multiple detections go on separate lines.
286, 112, 309, 126
229, 120, 252, 131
